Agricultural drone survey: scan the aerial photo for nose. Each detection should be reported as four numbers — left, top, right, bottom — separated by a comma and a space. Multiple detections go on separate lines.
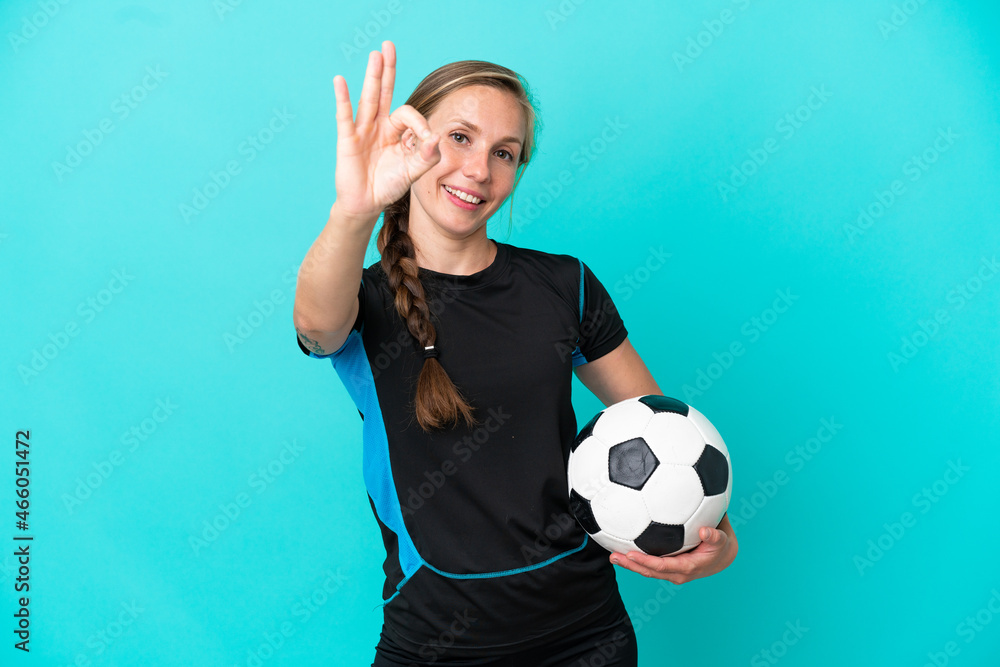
461, 147, 490, 183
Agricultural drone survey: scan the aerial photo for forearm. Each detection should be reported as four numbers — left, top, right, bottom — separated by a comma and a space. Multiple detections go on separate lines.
293, 202, 378, 332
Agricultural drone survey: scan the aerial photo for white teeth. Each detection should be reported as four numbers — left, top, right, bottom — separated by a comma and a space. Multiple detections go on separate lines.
445, 185, 482, 204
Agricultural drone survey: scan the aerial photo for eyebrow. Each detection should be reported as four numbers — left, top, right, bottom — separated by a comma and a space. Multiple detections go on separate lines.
448, 118, 523, 147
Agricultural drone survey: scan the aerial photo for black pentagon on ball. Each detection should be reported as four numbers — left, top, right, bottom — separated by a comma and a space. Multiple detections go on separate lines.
571, 411, 603, 453
694, 444, 729, 496
568, 489, 600, 535
638, 395, 689, 416
634, 522, 685, 556
608, 438, 659, 490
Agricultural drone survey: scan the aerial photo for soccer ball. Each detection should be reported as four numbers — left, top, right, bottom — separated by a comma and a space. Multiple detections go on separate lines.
567, 395, 732, 557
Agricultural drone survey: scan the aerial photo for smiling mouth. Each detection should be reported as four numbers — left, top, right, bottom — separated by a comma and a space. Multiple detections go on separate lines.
443, 184, 485, 205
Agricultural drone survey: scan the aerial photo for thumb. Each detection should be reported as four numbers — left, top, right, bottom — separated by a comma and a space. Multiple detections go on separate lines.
416, 132, 441, 162
402, 131, 440, 172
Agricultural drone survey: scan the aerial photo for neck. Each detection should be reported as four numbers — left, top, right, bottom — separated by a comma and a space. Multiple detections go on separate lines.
412, 235, 496, 276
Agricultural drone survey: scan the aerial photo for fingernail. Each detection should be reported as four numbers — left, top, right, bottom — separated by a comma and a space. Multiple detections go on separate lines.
421, 129, 431, 139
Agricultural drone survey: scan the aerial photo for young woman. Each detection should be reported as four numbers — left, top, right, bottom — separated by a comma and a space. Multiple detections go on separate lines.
293, 40, 737, 667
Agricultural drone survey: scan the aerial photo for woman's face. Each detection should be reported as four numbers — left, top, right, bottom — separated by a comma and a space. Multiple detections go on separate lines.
407, 85, 525, 240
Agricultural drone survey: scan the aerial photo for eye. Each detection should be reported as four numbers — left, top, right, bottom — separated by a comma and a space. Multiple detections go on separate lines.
451, 132, 515, 162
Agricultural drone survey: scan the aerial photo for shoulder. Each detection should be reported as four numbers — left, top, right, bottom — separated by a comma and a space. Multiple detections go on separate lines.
504, 241, 584, 286
505, 241, 577, 264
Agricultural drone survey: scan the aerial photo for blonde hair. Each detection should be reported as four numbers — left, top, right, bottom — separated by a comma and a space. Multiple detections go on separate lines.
376, 60, 539, 433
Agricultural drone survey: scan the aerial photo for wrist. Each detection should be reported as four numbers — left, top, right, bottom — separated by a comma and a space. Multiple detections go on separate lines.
329, 201, 381, 230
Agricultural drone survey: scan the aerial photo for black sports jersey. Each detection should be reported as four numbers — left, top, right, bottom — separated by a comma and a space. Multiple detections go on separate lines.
296, 240, 630, 659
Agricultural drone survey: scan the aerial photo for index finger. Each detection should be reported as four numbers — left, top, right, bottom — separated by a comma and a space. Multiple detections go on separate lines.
387, 104, 433, 144
620, 550, 691, 573
612, 550, 697, 583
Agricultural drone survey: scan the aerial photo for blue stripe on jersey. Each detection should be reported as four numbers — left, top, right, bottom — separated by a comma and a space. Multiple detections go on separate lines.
421, 534, 589, 580
572, 258, 586, 367
324, 329, 424, 599
380, 572, 411, 606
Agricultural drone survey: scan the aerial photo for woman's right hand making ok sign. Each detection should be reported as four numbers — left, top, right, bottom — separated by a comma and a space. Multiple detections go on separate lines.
332, 40, 442, 221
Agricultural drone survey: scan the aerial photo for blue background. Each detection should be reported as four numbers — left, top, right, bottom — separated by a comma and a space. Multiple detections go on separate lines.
3, 1, 999, 665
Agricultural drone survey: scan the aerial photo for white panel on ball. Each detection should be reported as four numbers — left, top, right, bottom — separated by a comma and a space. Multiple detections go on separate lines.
641, 464, 704, 525
641, 412, 706, 466
590, 483, 651, 541
591, 399, 653, 444
568, 436, 612, 501
593, 531, 640, 556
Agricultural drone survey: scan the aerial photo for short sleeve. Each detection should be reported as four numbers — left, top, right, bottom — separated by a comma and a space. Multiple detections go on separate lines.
573, 260, 628, 366
296, 278, 365, 359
